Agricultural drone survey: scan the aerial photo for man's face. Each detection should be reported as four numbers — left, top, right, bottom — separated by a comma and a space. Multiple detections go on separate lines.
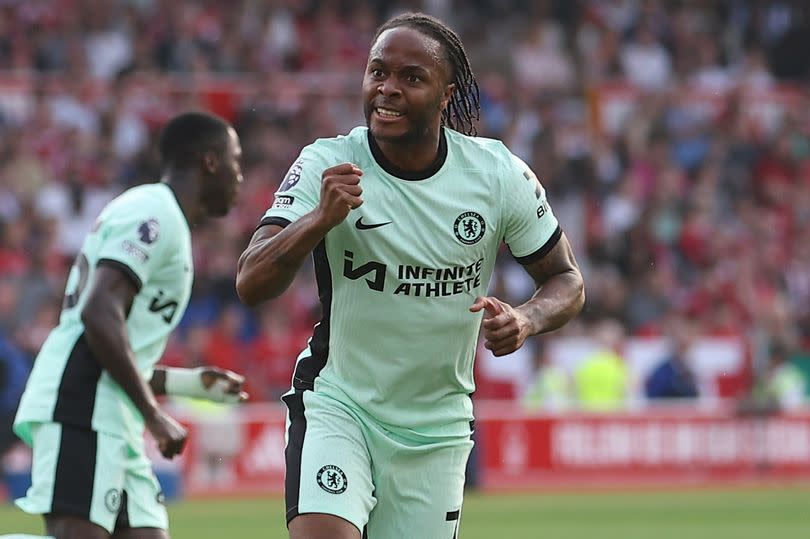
363, 26, 455, 143
202, 127, 243, 217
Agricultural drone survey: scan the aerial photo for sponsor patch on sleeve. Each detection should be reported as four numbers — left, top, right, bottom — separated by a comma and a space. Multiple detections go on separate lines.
537, 201, 548, 219
271, 195, 295, 209
122, 240, 149, 263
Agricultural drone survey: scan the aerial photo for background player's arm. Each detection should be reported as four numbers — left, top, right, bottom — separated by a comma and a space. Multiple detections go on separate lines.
471, 233, 584, 356
81, 265, 187, 457
236, 163, 363, 305
150, 366, 248, 402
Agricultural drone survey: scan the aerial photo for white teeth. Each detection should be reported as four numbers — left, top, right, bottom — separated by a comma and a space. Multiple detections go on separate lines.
376, 108, 401, 118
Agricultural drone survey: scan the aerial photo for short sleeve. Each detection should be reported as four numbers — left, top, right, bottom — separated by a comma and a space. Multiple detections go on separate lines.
501, 152, 561, 264
95, 203, 175, 291
259, 144, 326, 228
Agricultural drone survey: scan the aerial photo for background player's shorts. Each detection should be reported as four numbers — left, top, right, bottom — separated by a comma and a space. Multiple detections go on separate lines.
284, 390, 473, 538
14, 421, 168, 534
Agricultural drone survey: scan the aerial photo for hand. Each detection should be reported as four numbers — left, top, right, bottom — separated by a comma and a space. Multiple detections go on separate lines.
315, 163, 364, 229
199, 367, 249, 402
145, 408, 188, 459
469, 296, 531, 357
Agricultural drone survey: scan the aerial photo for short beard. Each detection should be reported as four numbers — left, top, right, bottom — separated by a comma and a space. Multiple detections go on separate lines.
364, 104, 434, 145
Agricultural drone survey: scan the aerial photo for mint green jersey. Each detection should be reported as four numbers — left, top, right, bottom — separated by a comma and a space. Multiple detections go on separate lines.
15, 183, 193, 447
262, 127, 560, 436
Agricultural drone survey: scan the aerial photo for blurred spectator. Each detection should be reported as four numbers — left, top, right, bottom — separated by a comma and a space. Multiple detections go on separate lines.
691, 36, 734, 92
0, 220, 31, 278
0, 278, 20, 337
739, 341, 807, 414
523, 345, 572, 412
620, 22, 672, 91
762, 342, 807, 411
644, 316, 700, 400
14, 302, 60, 361
0, 334, 29, 455
511, 17, 575, 92
203, 304, 248, 374
181, 324, 211, 369
575, 319, 629, 411
246, 307, 304, 401
623, 266, 673, 334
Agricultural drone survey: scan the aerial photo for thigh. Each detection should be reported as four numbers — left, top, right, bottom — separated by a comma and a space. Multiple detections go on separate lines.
45, 513, 110, 539
16, 422, 127, 534
367, 436, 473, 539
284, 390, 376, 535
288, 513, 361, 539
112, 522, 168, 539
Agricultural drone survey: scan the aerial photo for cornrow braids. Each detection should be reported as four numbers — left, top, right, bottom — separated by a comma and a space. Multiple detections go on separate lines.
373, 12, 481, 136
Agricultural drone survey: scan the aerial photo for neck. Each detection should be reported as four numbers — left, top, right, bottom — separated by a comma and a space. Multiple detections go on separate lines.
375, 126, 442, 172
369, 126, 447, 181
160, 170, 202, 225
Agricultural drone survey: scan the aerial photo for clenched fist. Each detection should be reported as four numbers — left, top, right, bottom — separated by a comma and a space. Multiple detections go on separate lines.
315, 163, 364, 229
146, 408, 188, 459
470, 296, 532, 357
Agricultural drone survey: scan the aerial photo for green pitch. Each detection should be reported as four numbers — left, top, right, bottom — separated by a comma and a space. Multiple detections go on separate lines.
2, 486, 809, 538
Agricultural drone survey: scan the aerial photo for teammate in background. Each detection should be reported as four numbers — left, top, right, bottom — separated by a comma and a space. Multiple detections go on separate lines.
237, 13, 584, 539
8, 112, 247, 539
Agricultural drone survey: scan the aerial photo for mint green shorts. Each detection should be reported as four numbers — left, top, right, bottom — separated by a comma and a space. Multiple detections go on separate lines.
284, 390, 473, 537
14, 421, 168, 533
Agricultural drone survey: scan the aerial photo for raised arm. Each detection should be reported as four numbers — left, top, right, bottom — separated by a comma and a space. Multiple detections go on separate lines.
236, 163, 364, 306
236, 218, 329, 305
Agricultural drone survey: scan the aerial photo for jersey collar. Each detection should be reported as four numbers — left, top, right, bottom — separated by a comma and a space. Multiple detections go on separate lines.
161, 182, 190, 226
366, 127, 448, 181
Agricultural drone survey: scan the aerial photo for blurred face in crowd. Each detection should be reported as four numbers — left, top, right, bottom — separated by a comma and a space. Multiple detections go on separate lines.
669, 317, 696, 357
363, 26, 455, 143
201, 127, 243, 217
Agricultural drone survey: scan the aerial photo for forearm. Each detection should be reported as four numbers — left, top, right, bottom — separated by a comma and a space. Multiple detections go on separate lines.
82, 310, 159, 420
236, 211, 331, 305
518, 269, 585, 335
150, 367, 167, 396
151, 366, 246, 403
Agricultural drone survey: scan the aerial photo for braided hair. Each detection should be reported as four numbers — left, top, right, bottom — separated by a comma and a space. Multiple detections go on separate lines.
373, 12, 480, 136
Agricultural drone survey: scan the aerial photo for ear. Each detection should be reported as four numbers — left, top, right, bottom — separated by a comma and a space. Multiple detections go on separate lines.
202, 151, 219, 174
440, 82, 456, 111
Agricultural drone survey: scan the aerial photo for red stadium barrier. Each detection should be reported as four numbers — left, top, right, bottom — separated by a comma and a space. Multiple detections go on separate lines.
476, 404, 810, 489
168, 402, 810, 497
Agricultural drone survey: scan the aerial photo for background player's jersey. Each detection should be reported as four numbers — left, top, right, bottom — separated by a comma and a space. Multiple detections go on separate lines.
15, 183, 193, 447
262, 127, 560, 436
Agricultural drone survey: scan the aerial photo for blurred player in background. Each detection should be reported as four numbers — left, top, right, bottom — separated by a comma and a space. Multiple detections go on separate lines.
6, 112, 248, 539
237, 12, 584, 539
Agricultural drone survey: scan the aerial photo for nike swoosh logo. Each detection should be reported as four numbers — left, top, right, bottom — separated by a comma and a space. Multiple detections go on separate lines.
355, 217, 392, 230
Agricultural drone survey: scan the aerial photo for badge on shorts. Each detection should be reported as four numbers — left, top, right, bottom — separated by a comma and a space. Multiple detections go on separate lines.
317, 465, 347, 494
105, 488, 122, 512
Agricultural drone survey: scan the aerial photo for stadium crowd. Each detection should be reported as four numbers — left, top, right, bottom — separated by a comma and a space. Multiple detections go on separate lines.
1, 0, 810, 417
